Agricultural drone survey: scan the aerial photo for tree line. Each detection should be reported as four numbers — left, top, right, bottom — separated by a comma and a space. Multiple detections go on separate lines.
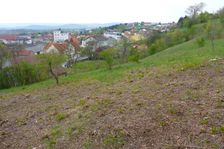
0, 47, 65, 89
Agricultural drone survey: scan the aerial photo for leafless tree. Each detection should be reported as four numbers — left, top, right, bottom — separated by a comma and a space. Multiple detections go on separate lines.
185, 2, 205, 21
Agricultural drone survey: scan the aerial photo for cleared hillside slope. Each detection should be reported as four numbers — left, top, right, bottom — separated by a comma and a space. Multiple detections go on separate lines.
1, 39, 224, 148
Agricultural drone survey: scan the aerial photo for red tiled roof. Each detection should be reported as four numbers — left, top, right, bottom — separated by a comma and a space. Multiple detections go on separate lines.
12, 55, 37, 65
14, 49, 34, 56
0, 34, 17, 40
44, 42, 68, 54
70, 36, 80, 49
43, 42, 53, 50
53, 43, 68, 53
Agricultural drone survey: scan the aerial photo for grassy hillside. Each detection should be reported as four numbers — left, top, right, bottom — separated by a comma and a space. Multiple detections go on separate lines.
142, 39, 224, 68
1, 34, 224, 148
1, 37, 223, 94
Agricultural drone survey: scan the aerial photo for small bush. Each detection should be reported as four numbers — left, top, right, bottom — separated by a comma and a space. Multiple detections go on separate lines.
100, 48, 117, 70
196, 37, 205, 47
148, 44, 157, 55
128, 48, 140, 63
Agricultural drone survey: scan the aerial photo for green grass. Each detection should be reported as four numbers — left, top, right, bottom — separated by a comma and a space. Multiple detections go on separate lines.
210, 125, 224, 134
1, 38, 224, 94
200, 117, 209, 125
44, 125, 62, 148
142, 39, 224, 68
71, 60, 107, 73
82, 139, 94, 149
55, 113, 67, 121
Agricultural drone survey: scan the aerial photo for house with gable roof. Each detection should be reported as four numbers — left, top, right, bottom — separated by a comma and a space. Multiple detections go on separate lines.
43, 36, 80, 55
43, 42, 68, 54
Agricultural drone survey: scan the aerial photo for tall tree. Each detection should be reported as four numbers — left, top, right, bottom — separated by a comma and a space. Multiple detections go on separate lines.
185, 2, 205, 22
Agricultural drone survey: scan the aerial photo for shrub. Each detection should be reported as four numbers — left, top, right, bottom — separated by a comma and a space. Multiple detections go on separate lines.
0, 54, 66, 89
128, 48, 140, 63
0, 62, 48, 89
100, 48, 117, 70
196, 37, 205, 47
148, 44, 157, 55
183, 17, 193, 28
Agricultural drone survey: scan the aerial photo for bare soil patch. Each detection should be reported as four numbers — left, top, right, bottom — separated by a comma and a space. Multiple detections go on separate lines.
1, 60, 224, 149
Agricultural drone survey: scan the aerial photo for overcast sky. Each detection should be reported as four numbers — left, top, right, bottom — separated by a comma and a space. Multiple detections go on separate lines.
0, 0, 223, 24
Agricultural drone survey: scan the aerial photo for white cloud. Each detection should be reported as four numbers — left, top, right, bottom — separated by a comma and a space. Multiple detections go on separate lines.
0, 0, 223, 23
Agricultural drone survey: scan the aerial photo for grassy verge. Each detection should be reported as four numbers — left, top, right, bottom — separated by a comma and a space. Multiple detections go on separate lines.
71, 60, 107, 73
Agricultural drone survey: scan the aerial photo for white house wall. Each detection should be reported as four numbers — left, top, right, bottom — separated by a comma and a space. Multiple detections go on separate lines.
53, 31, 69, 42
46, 45, 59, 54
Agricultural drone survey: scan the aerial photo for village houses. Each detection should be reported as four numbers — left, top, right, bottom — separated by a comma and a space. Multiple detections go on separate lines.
0, 34, 32, 45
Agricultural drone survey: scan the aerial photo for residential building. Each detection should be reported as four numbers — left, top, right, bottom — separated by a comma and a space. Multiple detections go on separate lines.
26, 44, 45, 55
81, 36, 96, 48
14, 49, 34, 58
53, 30, 69, 42
0, 34, 33, 45
17, 35, 32, 45
12, 49, 36, 65
44, 36, 80, 54
0, 34, 17, 44
43, 42, 68, 54
122, 31, 131, 39
103, 32, 122, 40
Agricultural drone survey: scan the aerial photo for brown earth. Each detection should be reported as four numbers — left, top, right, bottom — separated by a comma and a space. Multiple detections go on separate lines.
0, 60, 224, 149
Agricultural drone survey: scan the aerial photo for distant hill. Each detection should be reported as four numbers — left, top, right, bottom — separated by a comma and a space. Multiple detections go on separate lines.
0, 23, 119, 32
